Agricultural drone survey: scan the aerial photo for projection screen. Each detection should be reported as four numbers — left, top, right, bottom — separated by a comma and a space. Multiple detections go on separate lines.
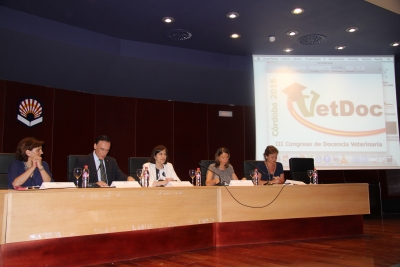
253, 55, 399, 170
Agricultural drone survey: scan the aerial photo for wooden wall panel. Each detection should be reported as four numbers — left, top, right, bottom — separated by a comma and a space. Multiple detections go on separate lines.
173, 102, 208, 181
244, 105, 255, 161
94, 95, 136, 175
53, 89, 96, 181
2, 81, 54, 170
0, 80, 5, 152
207, 105, 245, 178
135, 98, 174, 167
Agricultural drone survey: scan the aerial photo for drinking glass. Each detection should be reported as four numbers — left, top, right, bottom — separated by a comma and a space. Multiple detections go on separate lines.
189, 169, 196, 185
307, 170, 313, 184
73, 167, 82, 187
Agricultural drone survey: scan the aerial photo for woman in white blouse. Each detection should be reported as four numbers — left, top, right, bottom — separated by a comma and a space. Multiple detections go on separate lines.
142, 145, 180, 186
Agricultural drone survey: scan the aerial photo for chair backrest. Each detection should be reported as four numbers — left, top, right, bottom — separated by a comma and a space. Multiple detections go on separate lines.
67, 155, 84, 182
289, 158, 314, 184
0, 153, 16, 188
128, 157, 149, 181
243, 160, 264, 180
200, 160, 215, 186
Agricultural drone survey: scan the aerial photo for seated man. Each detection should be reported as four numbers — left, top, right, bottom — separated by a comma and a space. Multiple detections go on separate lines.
71, 135, 134, 187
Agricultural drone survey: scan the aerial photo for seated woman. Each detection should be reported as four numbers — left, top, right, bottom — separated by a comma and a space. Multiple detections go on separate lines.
8, 137, 52, 189
142, 145, 180, 186
206, 147, 239, 186
256, 145, 285, 184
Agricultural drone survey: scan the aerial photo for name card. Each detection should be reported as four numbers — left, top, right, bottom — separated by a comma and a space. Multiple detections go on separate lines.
40, 182, 76, 189
165, 181, 193, 187
110, 181, 141, 188
229, 180, 254, 186
284, 180, 306, 185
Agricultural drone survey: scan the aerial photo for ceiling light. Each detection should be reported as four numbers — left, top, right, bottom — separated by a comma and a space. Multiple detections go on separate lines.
390, 42, 399, 47
335, 45, 346, 50
346, 27, 358, 33
230, 33, 241, 38
291, 8, 304, 14
162, 17, 174, 23
226, 12, 239, 19
286, 31, 298, 36
283, 48, 293, 52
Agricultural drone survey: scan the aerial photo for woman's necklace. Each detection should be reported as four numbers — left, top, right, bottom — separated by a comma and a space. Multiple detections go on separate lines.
24, 161, 36, 186
265, 161, 276, 180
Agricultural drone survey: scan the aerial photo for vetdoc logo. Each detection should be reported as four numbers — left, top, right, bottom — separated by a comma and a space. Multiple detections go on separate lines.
17, 99, 43, 127
282, 82, 385, 137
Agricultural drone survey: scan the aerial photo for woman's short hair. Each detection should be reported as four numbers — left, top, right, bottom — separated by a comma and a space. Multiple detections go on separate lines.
263, 145, 279, 158
149, 145, 168, 164
15, 137, 44, 162
214, 147, 230, 168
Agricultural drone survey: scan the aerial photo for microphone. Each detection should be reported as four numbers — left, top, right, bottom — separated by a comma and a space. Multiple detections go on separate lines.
198, 162, 227, 186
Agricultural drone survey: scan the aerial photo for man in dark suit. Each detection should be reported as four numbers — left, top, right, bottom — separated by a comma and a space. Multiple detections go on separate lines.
71, 135, 134, 187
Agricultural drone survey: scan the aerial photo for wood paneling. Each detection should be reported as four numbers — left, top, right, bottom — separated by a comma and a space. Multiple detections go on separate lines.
94, 95, 136, 174
218, 184, 370, 222
5, 187, 218, 244
135, 99, 174, 163
173, 102, 208, 181
215, 215, 363, 247
0, 185, 369, 266
0, 80, 5, 152
2, 224, 214, 267
207, 105, 245, 178
244, 105, 255, 161
2, 81, 55, 169
53, 89, 96, 181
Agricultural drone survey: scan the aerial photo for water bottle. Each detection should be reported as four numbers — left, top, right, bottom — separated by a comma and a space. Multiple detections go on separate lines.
82, 165, 89, 188
254, 168, 259, 185
142, 167, 149, 187
195, 168, 201, 186
312, 168, 318, 184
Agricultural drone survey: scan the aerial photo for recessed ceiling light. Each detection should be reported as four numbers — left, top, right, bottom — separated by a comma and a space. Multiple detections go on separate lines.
230, 33, 241, 38
291, 8, 304, 14
162, 17, 174, 23
283, 48, 293, 52
335, 45, 346, 50
390, 42, 399, 47
346, 27, 358, 33
226, 12, 239, 19
286, 30, 298, 36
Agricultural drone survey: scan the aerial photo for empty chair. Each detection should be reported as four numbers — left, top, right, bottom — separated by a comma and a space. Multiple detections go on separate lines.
199, 160, 215, 186
0, 153, 16, 188
289, 158, 315, 184
128, 157, 149, 181
67, 155, 84, 182
243, 160, 264, 180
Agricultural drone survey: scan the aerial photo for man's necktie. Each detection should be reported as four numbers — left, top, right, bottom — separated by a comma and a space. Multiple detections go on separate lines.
99, 159, 107, 183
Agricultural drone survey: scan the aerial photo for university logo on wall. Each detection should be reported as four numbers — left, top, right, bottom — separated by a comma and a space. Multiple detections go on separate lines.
17, 98, 43, 127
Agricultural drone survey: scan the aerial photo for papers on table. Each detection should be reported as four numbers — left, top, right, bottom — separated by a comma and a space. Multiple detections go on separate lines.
40, 182, 76, 189
110, 181, 141, 188
229, 180, 254, 186
165, 181, 193, 187
284, 180, 307, 185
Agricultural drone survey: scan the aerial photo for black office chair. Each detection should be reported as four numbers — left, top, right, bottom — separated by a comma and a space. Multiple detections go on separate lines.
243, 160, 264, 180
67, 155, 84, 182
200, 160, 215, 186
0, 153, 16, 188
128, 157, 149, 181
289, 158, 314, 184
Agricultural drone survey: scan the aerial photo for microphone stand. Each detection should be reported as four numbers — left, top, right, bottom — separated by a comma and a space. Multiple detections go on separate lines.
249, 162, 271, 185
198, 162, 227, 186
